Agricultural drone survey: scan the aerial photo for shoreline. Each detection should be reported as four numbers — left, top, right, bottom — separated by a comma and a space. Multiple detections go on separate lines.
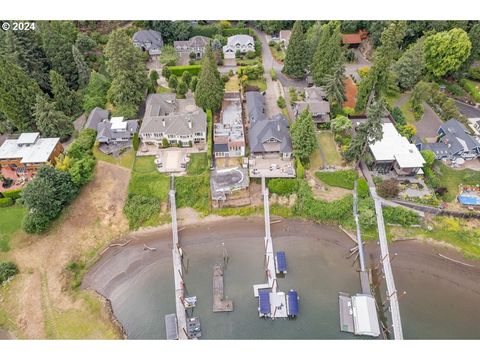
83, 216, 480, 339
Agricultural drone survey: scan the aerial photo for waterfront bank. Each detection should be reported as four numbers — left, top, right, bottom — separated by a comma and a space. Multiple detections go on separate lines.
83, 217, 480, 340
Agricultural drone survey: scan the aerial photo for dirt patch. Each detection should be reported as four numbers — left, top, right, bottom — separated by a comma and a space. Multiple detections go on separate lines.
343, 77, 357, 109
306, 171, 351, 201
4, 161, 131, 339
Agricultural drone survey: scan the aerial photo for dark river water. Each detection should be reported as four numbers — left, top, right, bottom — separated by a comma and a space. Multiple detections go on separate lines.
84, 217, 480, 340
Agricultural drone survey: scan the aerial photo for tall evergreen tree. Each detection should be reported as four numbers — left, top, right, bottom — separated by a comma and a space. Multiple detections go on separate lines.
83, 71, 110, 112
393, 37, 426, 90
346, 99, 385, 162
0, 29, 50, 91
34, 94, 73, 139
104, 29, 147, 117
72, 45, 90, 89
0, 57, 42, 131
311, 21, 343, 86
40, 21, 79, 89
50, 70, 80, 117
324, 59, 347, 106
467, 23, 480, 67
194, 45, 224, 111
304, 22, 323, 69
356, 21, 407, 112
290, 108, 317, 163
283, 21, 308, 79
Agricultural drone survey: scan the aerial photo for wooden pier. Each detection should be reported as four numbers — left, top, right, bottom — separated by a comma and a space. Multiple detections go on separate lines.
168, 177, 188, 340
212, 264, 233, 312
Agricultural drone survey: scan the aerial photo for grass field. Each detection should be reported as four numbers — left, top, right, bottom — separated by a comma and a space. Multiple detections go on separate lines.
246, 78, 267, 92
129, 156, 170, 201
0, 206, 26, 253
317, 131, 343, 166
93, 146, 135, 169
435, 162, 480, 202
187, 153, 208, 176
225, 75, 240, 92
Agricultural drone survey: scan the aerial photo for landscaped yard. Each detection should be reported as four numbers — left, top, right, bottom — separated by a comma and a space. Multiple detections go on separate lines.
460, 79, 480, 102
385, 91, 416, 124
225, 75, 240, 92
187, 153, 208, 175
129, 156, 170, 201
0, 206, 26, 253
434, 161, 480, 202
93, 146, 135, 169
317, 131, 343, 166
269, 45, 285, 62
246, 78, 267, 92
157, 86, 173, 94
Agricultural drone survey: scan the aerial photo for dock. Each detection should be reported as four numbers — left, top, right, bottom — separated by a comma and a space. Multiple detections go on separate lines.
165, 313, 179, 340
338, 292, 380, 337
262, 177, 277, 292
339, 292, 355, 333
213, 264, 233, 312
168, 177, 188, 340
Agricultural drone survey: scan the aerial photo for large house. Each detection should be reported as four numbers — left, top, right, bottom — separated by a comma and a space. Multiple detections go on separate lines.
369, 123, 425, 176
174, 36, 210, 59
279, 30, 292, 48
139, 94, 207, 146
223, 35, 255, 59
294, 87, 331, 124
214, 93, 245, 158
96, 117, 138, 145
414, 119, 480, 161
0, 132, 63, 176
247, 92, 292, 159
85, 107, 110, 131
132, 29, 164, 56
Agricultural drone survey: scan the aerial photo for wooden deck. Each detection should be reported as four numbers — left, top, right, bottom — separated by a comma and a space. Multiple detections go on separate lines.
213, 264, 233, 312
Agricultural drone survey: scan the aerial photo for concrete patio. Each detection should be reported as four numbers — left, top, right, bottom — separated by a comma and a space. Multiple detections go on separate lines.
249, 155, 295, 178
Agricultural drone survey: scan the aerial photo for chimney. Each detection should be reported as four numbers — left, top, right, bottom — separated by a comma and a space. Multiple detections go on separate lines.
277, 123, 280, 132
162, 118, 165, 127
188, 118, 192, 129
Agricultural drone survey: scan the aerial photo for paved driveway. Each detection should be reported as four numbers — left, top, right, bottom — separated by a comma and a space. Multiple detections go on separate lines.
344, 49, 371, 78
455, 100, 480, 118
415, 103, 443, 140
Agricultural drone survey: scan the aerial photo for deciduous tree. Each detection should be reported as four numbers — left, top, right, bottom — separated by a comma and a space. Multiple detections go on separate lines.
393, 38, 426, 90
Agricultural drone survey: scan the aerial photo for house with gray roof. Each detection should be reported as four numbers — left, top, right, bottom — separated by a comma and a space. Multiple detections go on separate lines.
223, 35, 255, 59
139, 94, 207, 146
249, 113, 292, 159
85, 107, 110, 130
294, 87, 331, 124
414, 119, 480, 160
174, 36, 210, 59
245, 91, 266, 126
132, 29, 164, 56
96, 117, 138, 145
214, 92, 245, 158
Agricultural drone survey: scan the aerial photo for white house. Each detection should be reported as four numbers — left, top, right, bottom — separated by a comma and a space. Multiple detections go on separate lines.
223, 35, 255, 59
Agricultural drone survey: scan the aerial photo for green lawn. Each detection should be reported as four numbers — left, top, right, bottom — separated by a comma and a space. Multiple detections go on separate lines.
157, 86, 173, 93
93, 146, 135, 169
385, 91, 416, 124
225, 76, 240, 92
317, 131, 343, 166
246, 78, 267, 92
187, 153, 208, 175
0, 206, 27, 253
129, 156, 170, 200
435, 162, 480, 202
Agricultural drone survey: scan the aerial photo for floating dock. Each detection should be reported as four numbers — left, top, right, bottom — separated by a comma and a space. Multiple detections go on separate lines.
186, 317, 202, 339
338, 292, 380, 337
213, 264, 233, 312
275, 251, 287, 275
165, 313, 179, 340
286, 290, 299, 318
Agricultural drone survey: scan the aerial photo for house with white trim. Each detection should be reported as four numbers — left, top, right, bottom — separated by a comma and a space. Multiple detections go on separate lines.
223, 35, 255, 59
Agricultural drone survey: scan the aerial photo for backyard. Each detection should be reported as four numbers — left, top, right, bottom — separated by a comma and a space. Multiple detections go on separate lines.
317, 131, 343, 166
434, 161, 480, 202
385, 91, 416, 123
246, 78, 267, 92
224, 75, 240, 92
93, 146, 135, 169
0, 206, 26, 253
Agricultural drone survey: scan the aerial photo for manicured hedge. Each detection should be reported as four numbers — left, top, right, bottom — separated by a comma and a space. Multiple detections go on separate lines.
315, 170, 357, 190
296, 159, 305, 179
166, 65, 202, 77
222, 28, 253, 36
1, 188, 22, 200
0, 198, 14, 207
0, 261, 19, 285
207, 109, 213, 166
191, 24, 220, 38
268, 179, 299, 195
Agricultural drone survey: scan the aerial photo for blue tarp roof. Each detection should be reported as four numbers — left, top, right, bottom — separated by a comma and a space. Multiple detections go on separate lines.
276, 251, 287, 272
458, 194, 480, 206
259, 290, 270, 315
287, 290, 299, 316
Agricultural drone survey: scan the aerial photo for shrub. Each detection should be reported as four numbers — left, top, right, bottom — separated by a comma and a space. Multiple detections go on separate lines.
357, 178, 369, 198
268, 179, 299, 195
315, 170, 357, 190
277, 96, 286, 109
246, 51, 256, 59
1, 188, 22, 200
176, 81, 188, 96
468, 67, 480, 81
377, 179, 400, 198
124, 194, 161, 230
296, 159, 305, 179
345, 49, 356, 62
191, 24, 220, 38
222, 27, 251, 36
221, 74, 230, 83
166, 65, 202, 76
391, 106, 406, 126
181, 71, 192, 85
22, 212, 51, 234
132, 133, 140, 151
270, 68, 277, 81
0, 197, 13, 207
67, 128, 97, 159
383, 206, 420, 226
161, 66, 172, 79
162, 138, 170, 148
168, 74, 178, 89
357, 66, 370, 79
0, 262, 19, 284
459, 79, 480, 102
